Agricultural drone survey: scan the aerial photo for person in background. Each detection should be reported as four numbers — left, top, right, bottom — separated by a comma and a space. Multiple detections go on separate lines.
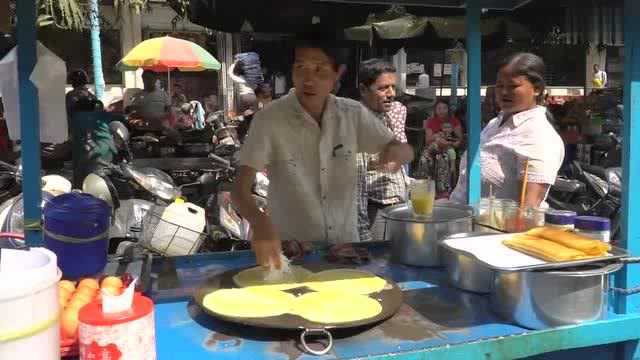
592, 64, 608, 89
482, 85, 500, 127
450, 53, 564, 208
66, 69, 97, 121
232, 35, 413, 268
421, 100, 463, 195
228, 58, 258, 115
255, 83, 273, 110
356, 58, 408, 242
127, 70, 172, 131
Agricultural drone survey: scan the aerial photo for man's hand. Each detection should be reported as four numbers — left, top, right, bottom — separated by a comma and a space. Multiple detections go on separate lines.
232, 166, 283, 270
251, 214, 282, 269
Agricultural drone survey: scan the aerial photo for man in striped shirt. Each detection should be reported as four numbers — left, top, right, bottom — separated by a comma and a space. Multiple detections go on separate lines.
356, 59, 409, 242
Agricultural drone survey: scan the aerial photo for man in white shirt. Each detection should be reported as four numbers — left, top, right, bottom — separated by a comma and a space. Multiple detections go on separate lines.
593, 64, 607, 89
232, 35, 414, 268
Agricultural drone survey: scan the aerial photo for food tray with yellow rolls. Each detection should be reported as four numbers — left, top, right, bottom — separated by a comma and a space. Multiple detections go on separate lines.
441, 227, 636, 272
192, 264, 403, 355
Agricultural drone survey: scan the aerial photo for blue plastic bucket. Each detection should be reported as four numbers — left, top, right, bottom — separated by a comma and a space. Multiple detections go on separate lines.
43, 192, 111, 279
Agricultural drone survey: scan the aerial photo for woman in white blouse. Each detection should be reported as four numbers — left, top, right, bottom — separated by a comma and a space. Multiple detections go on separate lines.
451, 53, 565, 208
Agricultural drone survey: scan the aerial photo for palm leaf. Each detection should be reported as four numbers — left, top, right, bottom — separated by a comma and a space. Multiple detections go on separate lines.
36, 0, 85, 31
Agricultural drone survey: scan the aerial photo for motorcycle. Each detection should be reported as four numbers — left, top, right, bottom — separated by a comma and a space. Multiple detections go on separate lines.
202, 153, 268, 252
547, 160, 621, 239
0, 161, 72, 248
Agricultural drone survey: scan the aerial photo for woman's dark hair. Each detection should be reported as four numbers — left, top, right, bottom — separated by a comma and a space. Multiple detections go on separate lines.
358, 58, 396, 88
68, 69, 89, 88
498, 52, 546, 103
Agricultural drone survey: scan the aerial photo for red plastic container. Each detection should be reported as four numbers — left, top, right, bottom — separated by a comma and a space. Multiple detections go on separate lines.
78, 294, 156, 360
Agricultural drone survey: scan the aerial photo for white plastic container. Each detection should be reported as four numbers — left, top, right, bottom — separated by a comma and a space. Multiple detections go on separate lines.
0, 248, 61, 360
149, 198, 206, 256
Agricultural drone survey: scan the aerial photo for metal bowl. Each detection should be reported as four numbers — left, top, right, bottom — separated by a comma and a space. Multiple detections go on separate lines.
490, 262, 623, 330
441, 235, 495, 294
383, 204, 473, 267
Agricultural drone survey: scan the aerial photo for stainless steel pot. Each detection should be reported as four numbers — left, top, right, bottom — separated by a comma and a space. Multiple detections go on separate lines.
383, 204, 473, 267
441, 233, 495, 293
490, 262, 623, 330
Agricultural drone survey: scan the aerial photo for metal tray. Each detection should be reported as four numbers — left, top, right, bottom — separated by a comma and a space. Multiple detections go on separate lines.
441, 232, 631, 272
193, 265, 403, 355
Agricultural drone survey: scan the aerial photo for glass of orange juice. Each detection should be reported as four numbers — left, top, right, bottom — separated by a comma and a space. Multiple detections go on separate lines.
410, 179, 435, 216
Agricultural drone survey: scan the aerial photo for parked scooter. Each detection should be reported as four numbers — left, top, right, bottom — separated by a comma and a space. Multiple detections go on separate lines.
202, 153, 268, 251
0, 160, 72, 247
547, 160, 621, 239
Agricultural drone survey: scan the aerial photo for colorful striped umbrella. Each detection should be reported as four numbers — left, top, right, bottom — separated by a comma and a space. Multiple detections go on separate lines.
117, 36, 221, 72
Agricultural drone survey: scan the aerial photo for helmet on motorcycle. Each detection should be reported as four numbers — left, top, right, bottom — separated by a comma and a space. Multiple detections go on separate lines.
82, 173, 120, 210
109, 121, 130, 150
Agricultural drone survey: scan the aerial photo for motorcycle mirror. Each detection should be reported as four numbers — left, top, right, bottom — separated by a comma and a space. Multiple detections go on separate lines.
197, 173, 218, 193
109, 121, 130, 149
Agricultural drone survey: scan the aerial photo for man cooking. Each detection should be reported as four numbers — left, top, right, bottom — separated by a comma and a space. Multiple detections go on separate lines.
356, 58, 409, 242
232, 35, 414, 268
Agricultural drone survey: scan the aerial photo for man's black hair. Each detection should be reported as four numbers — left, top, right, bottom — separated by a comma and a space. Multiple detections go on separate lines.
68, 69, 89, 89
294, 29, 348, 70
358, 58, 396, 88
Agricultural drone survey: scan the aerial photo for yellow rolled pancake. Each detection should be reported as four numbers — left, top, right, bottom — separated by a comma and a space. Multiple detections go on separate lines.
526, 227, 611, 255
202, 288, 295, 318
291, 291, 383, 324
504, 235, 591, 262
304, 269, 387, 295
233, 265, 312, 291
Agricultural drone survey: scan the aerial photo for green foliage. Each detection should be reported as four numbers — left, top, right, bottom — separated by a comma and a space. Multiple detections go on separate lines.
37, 0, 85, 31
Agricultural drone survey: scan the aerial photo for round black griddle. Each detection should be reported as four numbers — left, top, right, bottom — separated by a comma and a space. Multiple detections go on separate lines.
193, 265, 403, 331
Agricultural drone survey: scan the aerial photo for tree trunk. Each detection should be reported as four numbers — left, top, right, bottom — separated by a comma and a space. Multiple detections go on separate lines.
89, 0, 105, 100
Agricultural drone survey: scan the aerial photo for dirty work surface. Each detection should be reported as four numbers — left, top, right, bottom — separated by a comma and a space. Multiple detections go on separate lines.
151, 244, 639, 359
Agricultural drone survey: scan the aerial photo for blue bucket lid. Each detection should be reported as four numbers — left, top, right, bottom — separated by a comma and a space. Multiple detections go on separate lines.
43, 192, 111, 236
545, 210, 577, 225
575, 216, 611, 231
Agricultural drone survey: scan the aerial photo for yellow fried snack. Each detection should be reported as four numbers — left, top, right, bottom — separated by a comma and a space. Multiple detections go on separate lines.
291, 291, 382, 324
526, 227, 610, 255
304, 269, 387, 295
202, 288, 295, 318
232, 265, 312, 291
504, 235, 592, 262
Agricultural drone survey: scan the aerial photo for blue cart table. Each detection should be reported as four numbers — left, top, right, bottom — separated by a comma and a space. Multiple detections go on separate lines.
149, 244, 640, 360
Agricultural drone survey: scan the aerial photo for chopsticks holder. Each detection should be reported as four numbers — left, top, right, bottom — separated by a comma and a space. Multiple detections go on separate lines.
516, 159, 530, 231
520, 159, 530, 208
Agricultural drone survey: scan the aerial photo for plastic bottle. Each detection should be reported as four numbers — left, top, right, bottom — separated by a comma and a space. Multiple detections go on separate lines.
574, 216, 611, 242
545, 210, 577, 230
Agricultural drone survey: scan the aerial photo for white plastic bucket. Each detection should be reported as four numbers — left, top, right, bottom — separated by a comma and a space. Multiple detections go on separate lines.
0, 247, 61, 360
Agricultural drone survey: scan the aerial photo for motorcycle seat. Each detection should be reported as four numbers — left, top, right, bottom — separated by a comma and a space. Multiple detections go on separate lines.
553, 177, 585, 193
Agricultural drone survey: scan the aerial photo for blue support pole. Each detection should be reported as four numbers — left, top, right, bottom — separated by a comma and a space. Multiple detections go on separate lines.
618, 0, 640, 358
16, 0, 42, 246
465, 0, 482, 204
89, 0, 105, 100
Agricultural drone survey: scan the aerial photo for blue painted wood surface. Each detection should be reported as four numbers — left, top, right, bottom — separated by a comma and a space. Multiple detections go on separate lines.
465, 0, 482, 204
16, 0, 42, 246
150, 249, 640, 360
